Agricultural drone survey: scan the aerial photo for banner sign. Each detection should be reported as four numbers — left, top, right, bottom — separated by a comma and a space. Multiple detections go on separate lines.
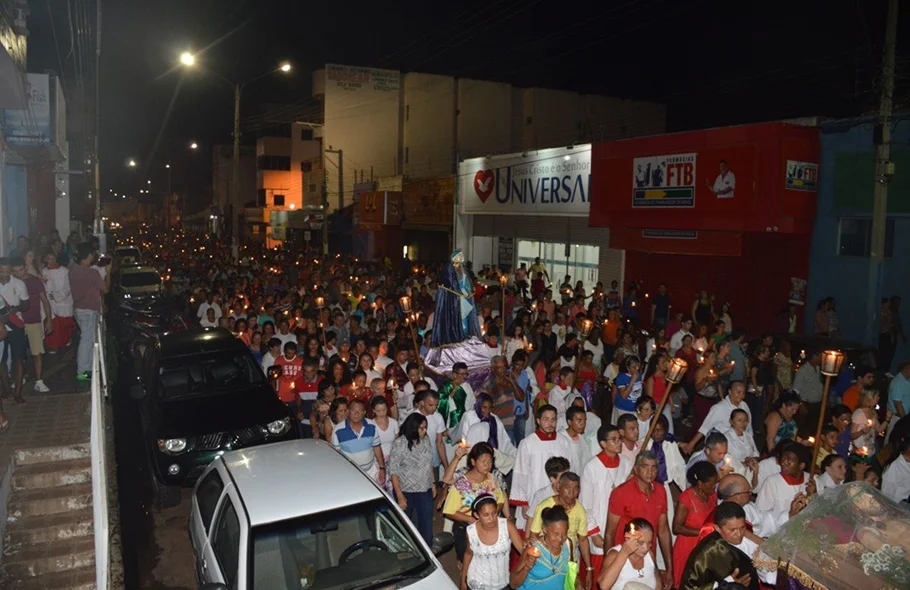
632, 153, 697, 208
785, 160, 818, 192
459, 146, 591, 217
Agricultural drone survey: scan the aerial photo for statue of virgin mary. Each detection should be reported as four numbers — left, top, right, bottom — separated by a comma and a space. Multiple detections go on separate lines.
431, 249, 481, 347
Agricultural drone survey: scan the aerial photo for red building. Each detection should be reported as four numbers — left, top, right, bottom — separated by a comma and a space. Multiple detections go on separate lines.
589, 122, 819, 335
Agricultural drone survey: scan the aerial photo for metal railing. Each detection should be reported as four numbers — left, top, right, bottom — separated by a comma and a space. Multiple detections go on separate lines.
90, 315, 110, 590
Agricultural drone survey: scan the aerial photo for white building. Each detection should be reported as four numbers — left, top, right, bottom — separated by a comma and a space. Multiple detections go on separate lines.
305, 64, 665, 282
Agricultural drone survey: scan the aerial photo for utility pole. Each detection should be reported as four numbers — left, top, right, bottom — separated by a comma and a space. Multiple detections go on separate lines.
324, 148, 344, 253
92, 0, 102, 237
865, 0, 898, 348
321, 166, 329, 255
232, 84, 241, 259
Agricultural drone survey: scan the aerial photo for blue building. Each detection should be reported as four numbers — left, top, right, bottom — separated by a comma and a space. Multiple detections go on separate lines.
807, 115, 910, 372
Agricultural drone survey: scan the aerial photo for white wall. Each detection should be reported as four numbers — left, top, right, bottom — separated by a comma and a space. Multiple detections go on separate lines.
321, 65, 401, 211
403, 73, 455, 179
456, 79, 512, 159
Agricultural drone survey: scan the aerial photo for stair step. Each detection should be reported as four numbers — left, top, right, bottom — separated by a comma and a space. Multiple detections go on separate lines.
3, 566, 96, 589
2, 537, 95, 578
13, 444, 90, 466
7, 483, 92, 519
4, 508, 94, 547
11, 458, 92, 490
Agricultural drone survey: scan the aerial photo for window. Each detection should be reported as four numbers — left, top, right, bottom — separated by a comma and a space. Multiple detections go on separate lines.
256, 189, 266, 207
157, 351, 266, 399
300, 128, 313, 141
195, 471, 224, 532
273, 194, 285, 207
120, 271, 160, 288
257, 155, 291, 171
212, 500, 241, 587
837, 217, 895, 257
301, 161, 312, 172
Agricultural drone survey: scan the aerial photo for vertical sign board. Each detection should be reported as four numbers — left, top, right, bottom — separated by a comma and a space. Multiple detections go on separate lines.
497, 237, 515, 270
3, 73, 52, 145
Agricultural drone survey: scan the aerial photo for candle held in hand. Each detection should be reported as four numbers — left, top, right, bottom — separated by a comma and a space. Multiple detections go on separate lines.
528, 545, 541, 557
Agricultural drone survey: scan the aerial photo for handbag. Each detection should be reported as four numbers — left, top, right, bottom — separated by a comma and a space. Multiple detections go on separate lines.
563, 539, 578, 590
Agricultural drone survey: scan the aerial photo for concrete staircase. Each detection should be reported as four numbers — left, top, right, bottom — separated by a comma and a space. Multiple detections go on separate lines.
1, 444, 97, 589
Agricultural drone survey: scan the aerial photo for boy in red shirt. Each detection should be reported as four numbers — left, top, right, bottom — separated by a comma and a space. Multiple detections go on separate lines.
275, 342, 303, 419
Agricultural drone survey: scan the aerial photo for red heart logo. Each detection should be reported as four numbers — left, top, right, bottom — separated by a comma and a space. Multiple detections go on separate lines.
473, 170, 495, 203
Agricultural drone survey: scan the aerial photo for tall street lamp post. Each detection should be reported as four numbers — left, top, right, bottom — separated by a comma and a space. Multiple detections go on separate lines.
180, 52, 291, 257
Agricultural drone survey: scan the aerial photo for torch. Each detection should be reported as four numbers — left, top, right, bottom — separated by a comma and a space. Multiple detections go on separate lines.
810, 350, 845, 478
400, 296, 424, 377
641, 358, 688, 450
499, 275, 509, 355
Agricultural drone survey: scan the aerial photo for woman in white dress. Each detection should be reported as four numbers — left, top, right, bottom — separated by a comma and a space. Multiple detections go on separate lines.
815, 454, 846, 494
460, 494, 524, 590
597, 518, 658, 590
371, 396, 399, 494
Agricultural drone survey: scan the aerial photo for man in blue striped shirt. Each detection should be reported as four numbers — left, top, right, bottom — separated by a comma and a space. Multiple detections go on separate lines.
331, 399, 386, 485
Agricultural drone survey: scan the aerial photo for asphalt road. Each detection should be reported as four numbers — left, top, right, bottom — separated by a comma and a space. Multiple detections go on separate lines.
111, 344, 460, 590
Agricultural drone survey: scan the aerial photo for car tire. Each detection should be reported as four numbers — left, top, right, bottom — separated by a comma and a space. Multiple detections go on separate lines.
153, 475, 181, 509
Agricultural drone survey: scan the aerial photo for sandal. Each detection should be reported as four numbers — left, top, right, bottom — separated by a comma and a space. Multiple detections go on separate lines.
13, 397, 26, 405
0, 421, 9, 433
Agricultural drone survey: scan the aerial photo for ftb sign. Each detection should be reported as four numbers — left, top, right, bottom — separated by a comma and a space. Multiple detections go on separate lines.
459, 146, 591, 217
632, 153, 697, 208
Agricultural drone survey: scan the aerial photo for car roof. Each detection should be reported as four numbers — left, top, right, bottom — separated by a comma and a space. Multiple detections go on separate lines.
119, 265, 158, 275
158, 327, 246, 358
220, 439, 385, 526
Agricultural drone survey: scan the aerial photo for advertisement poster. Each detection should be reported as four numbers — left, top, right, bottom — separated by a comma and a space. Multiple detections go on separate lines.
3, 73, 51, 146
632, 153, 697, 208
789, 277, 807, 306
459, 145, 591, 217
786, 160, 819, 192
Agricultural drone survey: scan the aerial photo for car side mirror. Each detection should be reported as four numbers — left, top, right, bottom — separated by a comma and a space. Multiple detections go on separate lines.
130, 383, 146, 400
267, 365, 282, 381
430, 532, 454, 557
200, 585, 229, 590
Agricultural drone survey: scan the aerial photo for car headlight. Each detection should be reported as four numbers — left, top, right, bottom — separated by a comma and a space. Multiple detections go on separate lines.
158, 438, 188, 454
267, 418, 290, 435
123, 293, 131, 299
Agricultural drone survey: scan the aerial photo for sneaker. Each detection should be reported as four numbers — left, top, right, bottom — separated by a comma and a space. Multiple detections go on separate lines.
34, 380, 50, 393
76, 372, 91, 382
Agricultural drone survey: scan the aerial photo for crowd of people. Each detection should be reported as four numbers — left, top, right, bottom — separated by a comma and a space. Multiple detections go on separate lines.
139, 233, 910, 589
0, 230, 110, 433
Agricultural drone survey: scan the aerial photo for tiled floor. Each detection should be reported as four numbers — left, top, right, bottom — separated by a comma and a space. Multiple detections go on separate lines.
0, 393, 92, 472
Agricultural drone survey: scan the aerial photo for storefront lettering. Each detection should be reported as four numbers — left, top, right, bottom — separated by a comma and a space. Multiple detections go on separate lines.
494, 166, 589, 205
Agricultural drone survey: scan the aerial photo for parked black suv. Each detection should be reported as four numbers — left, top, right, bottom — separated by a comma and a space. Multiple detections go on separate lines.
131, 327, 296, 508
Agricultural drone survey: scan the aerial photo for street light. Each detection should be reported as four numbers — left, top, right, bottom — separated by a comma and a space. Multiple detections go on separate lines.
190, 142, 198, 150
128, 159, 137, 168
179, 52, 293, 256
165, 164, 170, 169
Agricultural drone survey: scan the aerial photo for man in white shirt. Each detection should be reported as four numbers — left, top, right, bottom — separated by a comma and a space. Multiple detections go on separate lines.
706, 159, 735, 199
260, 338, 282, 374
412, 389, 448, 475
548, 367, 576, 426
882, 440, 910, 504
197, 292, 222, 323
718, 473, 806, 539
558, 406, 592, 474
275, 318, 296, 348
0, 257, 30, 402
370, 341, 393, 374
199, 308, 218, 328
669, 317, 694, 355
755, 444, 809, 526
579, 424, 633, 577
681, 381, 753, 454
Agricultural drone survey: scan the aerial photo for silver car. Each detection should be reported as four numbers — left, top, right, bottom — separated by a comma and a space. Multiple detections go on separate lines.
189, 439, 457, 590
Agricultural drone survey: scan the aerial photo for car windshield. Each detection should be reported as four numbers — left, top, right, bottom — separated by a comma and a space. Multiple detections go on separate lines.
117, 248, 140, 259
158, 351, 265, 398
121, 271, 160, 288
250, 498, 432, 590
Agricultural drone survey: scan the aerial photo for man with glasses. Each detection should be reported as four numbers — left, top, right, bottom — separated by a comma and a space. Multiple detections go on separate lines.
438, 362, 472, 436
580, 424, 633, 578
717, 473, 807, 540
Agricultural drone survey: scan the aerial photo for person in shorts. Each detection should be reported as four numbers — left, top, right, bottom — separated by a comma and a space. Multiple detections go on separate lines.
14, 258, 53, 393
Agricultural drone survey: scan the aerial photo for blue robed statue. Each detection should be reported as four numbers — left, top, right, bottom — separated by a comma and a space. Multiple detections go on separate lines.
431, 249, 481, 347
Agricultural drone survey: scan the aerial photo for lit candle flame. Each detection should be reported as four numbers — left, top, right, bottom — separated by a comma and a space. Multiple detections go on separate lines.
808, 436, 815, 443
460, 437, 468, 448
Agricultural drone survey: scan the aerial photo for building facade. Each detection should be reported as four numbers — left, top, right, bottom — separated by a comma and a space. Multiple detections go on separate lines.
588, 121, 820, 335
806, 115, 910, 371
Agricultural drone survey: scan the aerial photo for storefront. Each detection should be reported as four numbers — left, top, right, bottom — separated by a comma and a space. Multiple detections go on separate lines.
589, 122, 819, 334
454, 145, 623, 292
401, 176, 454, 262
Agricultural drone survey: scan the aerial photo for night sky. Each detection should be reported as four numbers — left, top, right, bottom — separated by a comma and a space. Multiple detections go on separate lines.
24, 0, 909, 215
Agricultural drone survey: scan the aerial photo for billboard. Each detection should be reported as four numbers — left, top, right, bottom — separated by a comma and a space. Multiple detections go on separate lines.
459, 145, 591, 217
632, 153, 697, 208
402, 176, 454, 226
3, 73, 51, 146
785, 160, 818, 192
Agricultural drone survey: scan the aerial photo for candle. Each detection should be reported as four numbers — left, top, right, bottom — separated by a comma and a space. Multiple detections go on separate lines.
808, 436, 815, 444
528, 545, 541, 557
867, 419, 873, 427
724, 456, 731, 466
460, 437, 468, 448
290, 381, 296, 390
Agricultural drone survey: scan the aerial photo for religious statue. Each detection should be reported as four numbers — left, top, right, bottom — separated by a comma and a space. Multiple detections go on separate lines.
431, 249, 481, 347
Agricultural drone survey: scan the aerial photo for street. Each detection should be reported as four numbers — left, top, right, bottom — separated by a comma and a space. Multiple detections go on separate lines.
111, 345, 460, 590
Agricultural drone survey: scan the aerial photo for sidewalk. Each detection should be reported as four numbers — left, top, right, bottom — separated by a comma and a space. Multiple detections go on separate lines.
0, 347, 91, 476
